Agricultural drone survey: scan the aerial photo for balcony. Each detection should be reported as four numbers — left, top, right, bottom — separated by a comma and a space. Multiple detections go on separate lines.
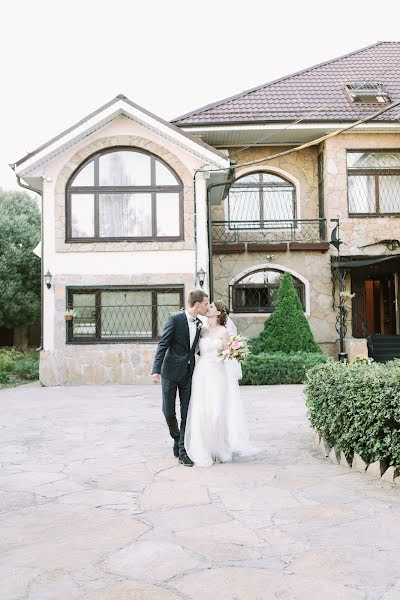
211, 219, 328, 253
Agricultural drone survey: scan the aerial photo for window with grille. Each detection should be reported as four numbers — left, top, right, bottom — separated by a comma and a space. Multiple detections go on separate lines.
228, 172, 296, 228
66, 287, 183, 343
231, 269, 305, 313
347, 151, 400, 215
66, 148, 183, 241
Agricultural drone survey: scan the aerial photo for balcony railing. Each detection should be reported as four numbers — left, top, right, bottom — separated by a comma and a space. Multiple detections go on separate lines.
211, 219, 327, 244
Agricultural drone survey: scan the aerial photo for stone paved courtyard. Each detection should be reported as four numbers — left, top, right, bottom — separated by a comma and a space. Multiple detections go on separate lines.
1, 383, 400, 600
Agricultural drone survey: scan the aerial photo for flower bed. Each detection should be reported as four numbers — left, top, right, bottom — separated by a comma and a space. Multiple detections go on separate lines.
305, 359, 400, 467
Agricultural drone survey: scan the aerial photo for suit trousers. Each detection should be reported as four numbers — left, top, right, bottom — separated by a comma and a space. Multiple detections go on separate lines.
161, 366, 192, 456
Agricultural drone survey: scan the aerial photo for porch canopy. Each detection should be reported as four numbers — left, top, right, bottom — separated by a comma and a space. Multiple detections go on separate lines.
331, 253, 400, 270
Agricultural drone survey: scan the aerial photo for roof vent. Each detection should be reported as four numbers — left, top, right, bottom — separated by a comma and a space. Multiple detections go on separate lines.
345, 81, 390, 103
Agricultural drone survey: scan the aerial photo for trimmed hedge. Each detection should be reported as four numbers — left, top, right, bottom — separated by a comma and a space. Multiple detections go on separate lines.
0, 348, 39, 387
251, 272, 321, 354
305, 359, 400, 465
241, 351, 327, 385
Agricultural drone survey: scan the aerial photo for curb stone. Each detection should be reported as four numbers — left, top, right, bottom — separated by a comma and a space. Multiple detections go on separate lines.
313, 429, 399, 486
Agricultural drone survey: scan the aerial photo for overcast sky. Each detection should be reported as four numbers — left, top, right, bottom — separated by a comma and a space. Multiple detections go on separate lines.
1, 0, 399, 191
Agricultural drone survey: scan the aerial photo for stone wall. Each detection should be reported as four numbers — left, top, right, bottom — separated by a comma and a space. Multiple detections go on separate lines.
211, 145, 319, 222
323, 133, 400, 254
211, 144, 337, 354
40, 344, 157, 386
213, 249, 337, 355
39, 272, 195, 386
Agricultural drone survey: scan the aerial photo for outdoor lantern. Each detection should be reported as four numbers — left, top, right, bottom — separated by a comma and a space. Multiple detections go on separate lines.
197, 267, 206, 288
44, 270, 52, 289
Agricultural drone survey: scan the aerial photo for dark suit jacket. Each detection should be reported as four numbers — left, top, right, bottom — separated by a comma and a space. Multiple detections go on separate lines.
152, 312, 202, 382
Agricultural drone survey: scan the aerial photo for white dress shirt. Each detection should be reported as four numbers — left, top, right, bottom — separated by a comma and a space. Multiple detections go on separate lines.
185, 310, 197, 348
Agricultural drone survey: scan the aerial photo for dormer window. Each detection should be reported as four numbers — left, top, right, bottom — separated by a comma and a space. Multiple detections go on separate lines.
345, 81, 390, 104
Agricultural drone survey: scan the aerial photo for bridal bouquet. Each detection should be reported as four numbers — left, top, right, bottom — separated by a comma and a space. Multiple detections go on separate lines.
219, 334, 250, 363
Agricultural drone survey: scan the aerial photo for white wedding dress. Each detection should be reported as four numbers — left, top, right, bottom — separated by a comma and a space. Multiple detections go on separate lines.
185, 335, 256, 467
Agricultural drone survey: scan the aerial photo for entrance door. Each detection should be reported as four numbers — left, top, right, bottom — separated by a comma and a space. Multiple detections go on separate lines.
352, 273, 398, 337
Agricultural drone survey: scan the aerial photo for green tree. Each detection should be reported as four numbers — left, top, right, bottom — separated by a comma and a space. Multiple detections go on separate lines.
252, 272, 321, 354
0, 189, 41, 328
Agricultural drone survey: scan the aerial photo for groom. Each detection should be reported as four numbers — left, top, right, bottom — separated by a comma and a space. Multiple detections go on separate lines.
151, 289, 209, 466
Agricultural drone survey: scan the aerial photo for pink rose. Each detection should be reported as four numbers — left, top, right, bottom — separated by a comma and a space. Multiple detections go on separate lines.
231, 340, 241, 350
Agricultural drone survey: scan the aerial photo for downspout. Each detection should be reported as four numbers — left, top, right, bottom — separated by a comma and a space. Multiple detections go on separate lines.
206, 174, 236, 300
193, 159, 235, 296
11, 167, 44, 351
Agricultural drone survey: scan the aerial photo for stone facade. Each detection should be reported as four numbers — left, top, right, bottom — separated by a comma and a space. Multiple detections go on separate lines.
211, 136, 400, 355
211, 145, 337, 356
323, 132, 400, 254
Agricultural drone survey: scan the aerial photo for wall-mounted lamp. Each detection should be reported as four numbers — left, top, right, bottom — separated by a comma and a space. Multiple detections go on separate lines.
197, 267, 206, 288
44, 271, 52, 289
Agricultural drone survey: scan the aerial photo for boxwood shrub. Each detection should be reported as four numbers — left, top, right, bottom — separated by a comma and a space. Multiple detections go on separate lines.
241, 351, 327, 385
305, 359, 400, 465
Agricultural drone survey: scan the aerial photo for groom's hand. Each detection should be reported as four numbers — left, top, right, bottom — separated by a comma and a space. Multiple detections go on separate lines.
152, 373, 161, 384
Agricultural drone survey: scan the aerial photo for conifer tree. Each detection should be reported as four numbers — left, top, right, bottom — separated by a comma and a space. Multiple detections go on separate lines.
253, 272, 321, 353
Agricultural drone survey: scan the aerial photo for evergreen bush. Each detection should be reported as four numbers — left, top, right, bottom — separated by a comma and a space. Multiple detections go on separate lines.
305, 359, 400, 465
241, 351, 327, 385
251, 272, 321, 354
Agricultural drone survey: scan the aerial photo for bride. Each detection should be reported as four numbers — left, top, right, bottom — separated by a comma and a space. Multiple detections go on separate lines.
185, 300, 256, 467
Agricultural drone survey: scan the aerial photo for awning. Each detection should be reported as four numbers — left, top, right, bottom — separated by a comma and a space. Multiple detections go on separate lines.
331, 254, 400, 268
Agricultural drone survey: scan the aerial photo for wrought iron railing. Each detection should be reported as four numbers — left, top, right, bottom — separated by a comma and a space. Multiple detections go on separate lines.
211, 219, 327, 244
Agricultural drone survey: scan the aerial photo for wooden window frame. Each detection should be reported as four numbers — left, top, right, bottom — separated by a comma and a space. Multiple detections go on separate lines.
66, 285, 184, 344
347, 149, 400, 217
65, 147, 184, 242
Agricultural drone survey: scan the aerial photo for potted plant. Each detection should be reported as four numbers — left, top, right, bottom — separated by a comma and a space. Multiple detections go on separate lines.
64, 308, 76, 321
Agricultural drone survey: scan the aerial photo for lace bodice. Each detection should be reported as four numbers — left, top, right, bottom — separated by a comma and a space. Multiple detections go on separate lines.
199, 336, 223, 363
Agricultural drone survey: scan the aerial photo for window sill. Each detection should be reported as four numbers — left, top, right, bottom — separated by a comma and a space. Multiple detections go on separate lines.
65, 237, 184, 243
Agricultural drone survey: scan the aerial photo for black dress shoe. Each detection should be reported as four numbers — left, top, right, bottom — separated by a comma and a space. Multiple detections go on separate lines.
179, 453, 194, 467
173, 439, 180, 458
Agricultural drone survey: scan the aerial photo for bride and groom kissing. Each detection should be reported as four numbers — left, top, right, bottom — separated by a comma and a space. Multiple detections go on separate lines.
152, 289, 255, 467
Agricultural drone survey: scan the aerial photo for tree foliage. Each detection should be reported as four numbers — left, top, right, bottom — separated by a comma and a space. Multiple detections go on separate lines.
0, 189, 41, 328
251, 272, 321, 354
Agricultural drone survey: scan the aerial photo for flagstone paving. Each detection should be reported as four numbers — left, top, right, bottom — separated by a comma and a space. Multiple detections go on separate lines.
1, 382, 399, 600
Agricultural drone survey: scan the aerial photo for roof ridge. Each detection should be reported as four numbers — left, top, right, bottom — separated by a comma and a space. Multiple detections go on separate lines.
172, 41, 396, 124
13, 94, 229, 168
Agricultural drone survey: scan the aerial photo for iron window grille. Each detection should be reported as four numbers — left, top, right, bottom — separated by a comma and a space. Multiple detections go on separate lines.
231, 269, 305, 313
65, 147, 184, 242
227, 172, 296, 229
66, 286, 184, 343
347, 150, 400, 216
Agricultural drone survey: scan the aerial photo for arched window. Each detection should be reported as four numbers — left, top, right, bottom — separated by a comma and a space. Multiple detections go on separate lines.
228, 172, 296, 228
66, 148, 183, 241
231, 268, 305, 313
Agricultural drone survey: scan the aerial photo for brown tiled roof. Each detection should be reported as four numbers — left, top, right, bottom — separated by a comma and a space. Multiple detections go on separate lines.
173, 42, 400, 125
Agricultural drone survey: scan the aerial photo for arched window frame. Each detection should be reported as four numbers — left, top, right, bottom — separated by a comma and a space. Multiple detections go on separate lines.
229, 263, 310, 316
226, 168, 298, 229
65, 147, 184, 242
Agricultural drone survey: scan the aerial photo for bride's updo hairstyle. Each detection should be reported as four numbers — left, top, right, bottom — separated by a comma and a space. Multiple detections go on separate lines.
214, 300, 229, 327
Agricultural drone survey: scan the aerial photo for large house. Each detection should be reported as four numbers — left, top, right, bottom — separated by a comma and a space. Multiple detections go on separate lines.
11, 41, 400, 384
